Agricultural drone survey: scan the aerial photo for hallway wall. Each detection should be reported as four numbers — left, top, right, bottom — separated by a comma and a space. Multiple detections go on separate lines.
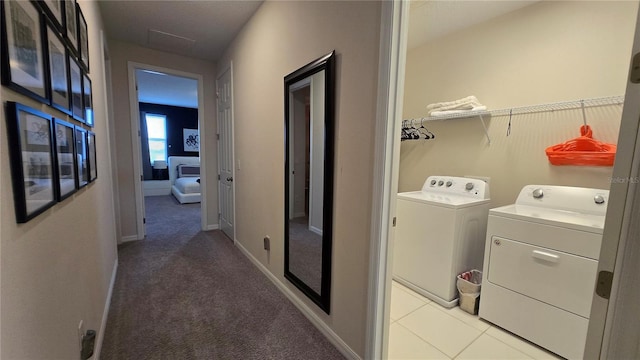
108, 40, 218, 239
217, 1, 382, 356
0, 1, 118, 358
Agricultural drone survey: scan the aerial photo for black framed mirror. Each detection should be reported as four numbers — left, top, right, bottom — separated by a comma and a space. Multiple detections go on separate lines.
284, 51, 335, 313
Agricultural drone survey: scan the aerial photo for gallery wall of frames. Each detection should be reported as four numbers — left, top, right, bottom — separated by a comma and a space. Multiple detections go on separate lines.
1, 0, 97, 223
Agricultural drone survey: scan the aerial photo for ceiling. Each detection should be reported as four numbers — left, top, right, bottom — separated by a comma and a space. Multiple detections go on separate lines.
99, 0, 263, 62
101, 0, 537, 108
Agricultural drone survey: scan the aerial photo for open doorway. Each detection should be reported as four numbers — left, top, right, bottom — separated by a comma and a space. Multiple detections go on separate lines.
128, 62, 207, 238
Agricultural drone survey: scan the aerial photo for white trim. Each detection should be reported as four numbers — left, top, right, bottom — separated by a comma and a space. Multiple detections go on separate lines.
205, 224, 220, 231
235, 241, 360, 360
127, 62, 208, 238
366, 1, 408, 360
309, 225, 322, 236
120, 235, 138, 243
95, 261, 118, 360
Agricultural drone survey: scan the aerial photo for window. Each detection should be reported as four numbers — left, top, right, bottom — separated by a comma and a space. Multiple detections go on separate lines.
145, 114, 167, 165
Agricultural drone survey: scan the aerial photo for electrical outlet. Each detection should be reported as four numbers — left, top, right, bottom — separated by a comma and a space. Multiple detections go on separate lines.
263, 236, 270, 251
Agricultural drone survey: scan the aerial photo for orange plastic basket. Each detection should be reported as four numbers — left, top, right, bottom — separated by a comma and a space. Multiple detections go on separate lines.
545, 125, 616, 166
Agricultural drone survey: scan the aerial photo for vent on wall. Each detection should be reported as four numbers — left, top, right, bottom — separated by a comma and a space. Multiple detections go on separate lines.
147, 29, 196, 54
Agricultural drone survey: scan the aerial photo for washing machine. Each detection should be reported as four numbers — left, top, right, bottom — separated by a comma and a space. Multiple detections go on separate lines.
479, 185, 609, 360
393, 176, 490, 308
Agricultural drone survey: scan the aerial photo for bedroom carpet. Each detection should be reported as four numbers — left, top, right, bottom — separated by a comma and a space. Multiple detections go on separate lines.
101, 195, 345, 359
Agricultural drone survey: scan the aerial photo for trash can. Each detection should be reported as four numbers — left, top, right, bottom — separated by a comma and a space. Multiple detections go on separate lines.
457, 270, 482, 315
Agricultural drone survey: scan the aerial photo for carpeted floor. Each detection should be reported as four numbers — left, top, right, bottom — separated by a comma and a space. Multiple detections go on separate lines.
101, 195, 345, 359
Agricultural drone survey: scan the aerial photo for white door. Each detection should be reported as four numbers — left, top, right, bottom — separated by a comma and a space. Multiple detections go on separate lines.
217, 65, 234, 239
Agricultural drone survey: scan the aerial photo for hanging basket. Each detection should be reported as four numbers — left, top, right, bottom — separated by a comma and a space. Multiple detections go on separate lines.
545, 125, 616, 166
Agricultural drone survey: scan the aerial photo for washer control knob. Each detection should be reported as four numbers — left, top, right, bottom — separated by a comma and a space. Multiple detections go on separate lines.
594, 195, 606, 204
438, 180, 444, 186
533, 188, 544, 199
430, 179, 437, 186
465, 182, 474, 191
446, 181, 453, 187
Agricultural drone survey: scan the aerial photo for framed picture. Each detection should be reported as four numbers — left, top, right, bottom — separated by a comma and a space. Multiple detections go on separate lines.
75, 126, 89, 188
45, 18, 71, 115
83, 73, 93, 126
183, 129, 199, 152
64, 0, 78, 54
1, 0, 48, 103
77, 4, 88, 72
69, 55, 84, 121
87, 131, 97, 182
5, 102, 57, 223
37, 0, 64, 31
53, 119, 77, 200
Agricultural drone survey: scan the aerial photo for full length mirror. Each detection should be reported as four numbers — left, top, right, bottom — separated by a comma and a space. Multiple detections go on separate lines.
284, 51, 335, 313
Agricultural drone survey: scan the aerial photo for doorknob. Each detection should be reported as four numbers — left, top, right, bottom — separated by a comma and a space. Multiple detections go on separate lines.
227, 177, 233, 182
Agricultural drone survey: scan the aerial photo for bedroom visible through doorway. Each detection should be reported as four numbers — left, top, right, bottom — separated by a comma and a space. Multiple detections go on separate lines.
131, 65, 205, 237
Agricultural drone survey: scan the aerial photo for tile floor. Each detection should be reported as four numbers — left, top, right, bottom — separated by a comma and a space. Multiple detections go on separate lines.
388, 281, 563, 359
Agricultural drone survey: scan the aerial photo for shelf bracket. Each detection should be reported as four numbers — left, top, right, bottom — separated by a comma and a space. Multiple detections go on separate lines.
478, 114, 491, 145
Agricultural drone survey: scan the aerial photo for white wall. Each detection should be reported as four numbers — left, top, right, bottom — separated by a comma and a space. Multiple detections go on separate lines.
108, 40, 218, 239
0, 1, 118, 357
217, 1, 382, 356
309, 72, 325, 234
401, 1, 638, 207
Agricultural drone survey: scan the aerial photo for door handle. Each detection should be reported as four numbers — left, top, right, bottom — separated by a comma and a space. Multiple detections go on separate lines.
532, 250, 559, 263
227, 177, 233, 182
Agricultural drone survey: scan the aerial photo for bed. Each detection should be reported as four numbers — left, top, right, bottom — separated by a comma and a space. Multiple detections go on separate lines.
168, 156, 201, 204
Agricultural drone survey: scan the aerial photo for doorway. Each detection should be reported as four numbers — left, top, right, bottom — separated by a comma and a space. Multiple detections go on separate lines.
368, 1, 640, 359
127, 62, 207, 238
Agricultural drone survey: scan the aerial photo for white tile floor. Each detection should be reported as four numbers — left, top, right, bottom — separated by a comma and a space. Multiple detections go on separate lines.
388, 281, 563, 359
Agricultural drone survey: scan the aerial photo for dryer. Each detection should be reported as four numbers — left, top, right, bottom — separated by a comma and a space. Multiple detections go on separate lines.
479, 185, 609, 360
394, 176, 490, 308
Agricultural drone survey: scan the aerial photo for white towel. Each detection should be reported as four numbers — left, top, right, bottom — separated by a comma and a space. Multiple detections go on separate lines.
426, 96, 484, 115
429, 106, 487, 117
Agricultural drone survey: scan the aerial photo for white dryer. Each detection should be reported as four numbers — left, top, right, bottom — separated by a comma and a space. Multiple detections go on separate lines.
479, 185, 609, 360
394, 176, 490, 308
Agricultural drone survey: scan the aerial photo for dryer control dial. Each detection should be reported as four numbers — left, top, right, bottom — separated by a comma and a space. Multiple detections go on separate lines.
446, 181, 453, 187
533, 188, 544, 199
430, 179, 437, 186
465, 182, 474, 191
594, 195, 606, 204
438, 180, 444, 186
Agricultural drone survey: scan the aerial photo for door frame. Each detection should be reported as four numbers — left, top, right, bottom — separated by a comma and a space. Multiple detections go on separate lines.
127, 61, 207, 237
215, 62, 236, 242
367, 2, 640, 359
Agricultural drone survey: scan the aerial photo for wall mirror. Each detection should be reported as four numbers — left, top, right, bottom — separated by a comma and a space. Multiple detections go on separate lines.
284, 51, 335, 313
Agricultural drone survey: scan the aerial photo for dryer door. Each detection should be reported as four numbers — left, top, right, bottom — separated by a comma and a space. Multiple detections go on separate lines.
487, 236, 598, 318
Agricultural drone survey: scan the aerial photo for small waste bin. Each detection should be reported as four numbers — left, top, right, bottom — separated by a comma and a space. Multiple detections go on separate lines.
457, 270, 482, 315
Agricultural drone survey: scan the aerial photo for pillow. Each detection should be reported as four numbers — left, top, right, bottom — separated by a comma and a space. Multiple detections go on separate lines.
177, 164, 200, 177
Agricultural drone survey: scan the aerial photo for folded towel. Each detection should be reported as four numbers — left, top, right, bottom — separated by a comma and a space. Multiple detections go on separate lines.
429, 106, 487, 117
426, 96, 484, 115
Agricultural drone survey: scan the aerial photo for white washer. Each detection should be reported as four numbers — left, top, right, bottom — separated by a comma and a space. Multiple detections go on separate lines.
393, 176, 490, 308
479, 185, 609, 360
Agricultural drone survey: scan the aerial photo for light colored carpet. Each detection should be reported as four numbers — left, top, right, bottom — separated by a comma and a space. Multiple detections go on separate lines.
101, 195, 345, 359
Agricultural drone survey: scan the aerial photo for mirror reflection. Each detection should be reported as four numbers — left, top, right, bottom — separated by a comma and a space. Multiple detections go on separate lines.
284, 51, 334, 314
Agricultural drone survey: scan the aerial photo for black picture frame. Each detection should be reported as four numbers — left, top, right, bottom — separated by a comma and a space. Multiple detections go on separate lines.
64, 0, 78, 55
83, 73, 93, 126
45, 17, 71, 115
87, 131, 97, 182
53, 118, 78, 200
77, 4, 88, 72
1, 0, 48, 103
36, 0, 64, 31
69, 55, 84, 121
74, 126, 89, 188
5, 102, 57, 223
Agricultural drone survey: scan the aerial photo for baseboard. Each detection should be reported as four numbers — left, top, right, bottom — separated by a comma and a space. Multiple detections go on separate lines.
205, 224, 219, 231
120, 235, 138, 243
95, 260, 118, 360
234, 241, 360, 360
310, 225, 323, 236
